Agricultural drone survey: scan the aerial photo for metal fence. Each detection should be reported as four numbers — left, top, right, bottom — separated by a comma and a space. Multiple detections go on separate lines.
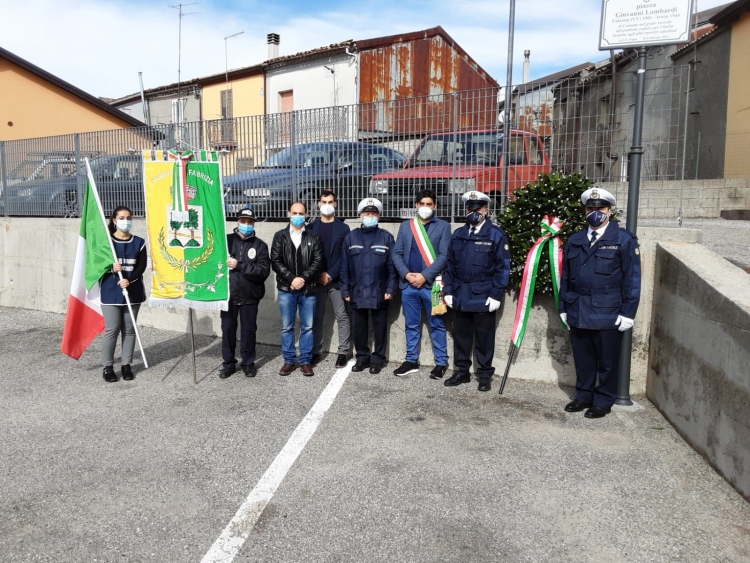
3, 64, 734, 221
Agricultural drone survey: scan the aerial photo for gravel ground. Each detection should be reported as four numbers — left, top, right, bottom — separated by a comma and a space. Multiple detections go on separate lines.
1, 307, 749, 562
639, 218, 750, 270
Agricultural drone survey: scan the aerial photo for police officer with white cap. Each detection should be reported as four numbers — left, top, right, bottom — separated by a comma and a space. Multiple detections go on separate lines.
442, 191, 510, 391
340, 198, 398, 374
559, 187, 641, 418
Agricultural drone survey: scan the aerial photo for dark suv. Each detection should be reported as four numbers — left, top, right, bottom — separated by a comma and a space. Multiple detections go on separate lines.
223, 142, 406, 218
4, 154, 143, 217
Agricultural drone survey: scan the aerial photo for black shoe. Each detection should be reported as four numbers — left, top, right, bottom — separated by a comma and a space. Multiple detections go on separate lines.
444, 372, 471, 387
351, 361, 370, 372
219, 366, 236, 379
584, 406, 611, 419
121, 364, 134, 381
369, 364, 382, 374
393, 361, 419, 377
103, 366, 117, 383
311, 353, 322, 366
242, 364, 257, 378
564, 399, 592, 413
335, 354, 348, 368
477, 378, 491, 392
429, 365, 448, 380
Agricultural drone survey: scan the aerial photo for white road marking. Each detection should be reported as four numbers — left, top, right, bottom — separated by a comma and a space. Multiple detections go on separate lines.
201, 361, 355, 563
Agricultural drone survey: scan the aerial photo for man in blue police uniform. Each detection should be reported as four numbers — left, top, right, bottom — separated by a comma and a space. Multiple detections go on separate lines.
340, 198, 398, 374
559, 187, 641, 418
443, 191, 510, 392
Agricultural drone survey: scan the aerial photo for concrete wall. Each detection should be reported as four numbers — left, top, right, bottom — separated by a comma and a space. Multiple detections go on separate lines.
0, 218, 702, 393
601, 178, 750, 219
647, 242, 750, 499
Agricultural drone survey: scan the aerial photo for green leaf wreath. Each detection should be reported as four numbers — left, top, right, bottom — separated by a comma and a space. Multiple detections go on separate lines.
498, 172, 620, 296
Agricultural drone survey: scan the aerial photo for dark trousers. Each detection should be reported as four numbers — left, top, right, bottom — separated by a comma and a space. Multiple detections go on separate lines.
569, 327, 623, 409
220, 301, 259, 369
453, 310, 496, 380
351, 307, 389, 365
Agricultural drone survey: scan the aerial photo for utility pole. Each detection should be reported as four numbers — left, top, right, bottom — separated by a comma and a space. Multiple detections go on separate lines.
225, 31, 244, 94
500, 0, 516, 213
168, 3, 199, 135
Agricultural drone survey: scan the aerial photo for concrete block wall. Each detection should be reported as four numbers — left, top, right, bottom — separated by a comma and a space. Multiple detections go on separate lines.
0, 218, 702, 393
601, 178, 750, 219
647, 242, 750, 499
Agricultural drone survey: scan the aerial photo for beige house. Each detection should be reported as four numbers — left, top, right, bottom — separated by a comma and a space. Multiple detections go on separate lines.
0, 46, 142, 142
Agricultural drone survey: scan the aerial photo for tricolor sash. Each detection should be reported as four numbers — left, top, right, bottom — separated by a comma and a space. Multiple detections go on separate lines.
510, 215, 566, 348
409, 218, 447, 315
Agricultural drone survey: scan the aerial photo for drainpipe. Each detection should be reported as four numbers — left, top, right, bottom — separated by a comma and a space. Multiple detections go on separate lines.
139, 72, 150, 126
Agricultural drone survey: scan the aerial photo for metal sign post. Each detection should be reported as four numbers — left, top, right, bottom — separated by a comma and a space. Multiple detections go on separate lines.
501, 0, 516, 212
597, 0, 694, 405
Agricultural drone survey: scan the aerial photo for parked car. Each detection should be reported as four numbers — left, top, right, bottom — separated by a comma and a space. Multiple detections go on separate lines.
223, 142, 407, 218
4, 154, 143, 218
368, 129, 550, 218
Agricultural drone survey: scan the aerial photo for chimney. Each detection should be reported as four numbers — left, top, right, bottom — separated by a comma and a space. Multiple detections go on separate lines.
523, 50, 530, 84
267, 33, 280, 60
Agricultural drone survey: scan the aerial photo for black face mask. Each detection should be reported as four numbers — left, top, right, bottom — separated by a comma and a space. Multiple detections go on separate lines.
466, 211, 484, 225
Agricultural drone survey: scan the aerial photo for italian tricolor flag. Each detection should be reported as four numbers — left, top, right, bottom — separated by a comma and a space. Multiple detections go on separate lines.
60, 167, 114, 360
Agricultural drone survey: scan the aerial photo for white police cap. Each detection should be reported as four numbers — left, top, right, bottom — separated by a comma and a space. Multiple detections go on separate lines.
357, 197, 383, 214
581, 187, 616, 208
461, 190, 491, 205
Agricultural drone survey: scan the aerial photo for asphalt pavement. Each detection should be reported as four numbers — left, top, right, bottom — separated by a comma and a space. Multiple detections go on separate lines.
1, 307, 749, 563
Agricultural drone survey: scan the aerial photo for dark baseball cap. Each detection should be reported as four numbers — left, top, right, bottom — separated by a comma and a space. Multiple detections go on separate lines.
237, 208, 257, 220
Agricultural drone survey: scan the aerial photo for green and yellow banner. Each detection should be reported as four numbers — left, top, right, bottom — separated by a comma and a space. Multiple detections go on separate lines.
143, 150, 229, 310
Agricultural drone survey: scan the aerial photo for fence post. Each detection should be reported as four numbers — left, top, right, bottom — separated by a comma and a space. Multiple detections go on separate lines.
290, 111, 298, 204
451, 93, 459, 221
74, 134, 84, 217
0, 141, 7, 217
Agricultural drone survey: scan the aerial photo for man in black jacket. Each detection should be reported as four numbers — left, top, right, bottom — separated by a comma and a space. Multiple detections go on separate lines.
270, 201, 325, 376
221, 209, 271, 379
307, 189, 351, 369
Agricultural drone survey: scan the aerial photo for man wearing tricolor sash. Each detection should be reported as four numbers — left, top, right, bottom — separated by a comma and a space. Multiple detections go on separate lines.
559, 188, 641, 418
392, 189, 451, 379
443, 191, 510, 392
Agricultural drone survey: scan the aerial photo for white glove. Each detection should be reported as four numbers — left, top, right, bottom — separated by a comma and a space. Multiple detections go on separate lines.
444, 295, 453, 308
560, 312, 568, 327
615, 315, 634, 332
485, 297, 501, 312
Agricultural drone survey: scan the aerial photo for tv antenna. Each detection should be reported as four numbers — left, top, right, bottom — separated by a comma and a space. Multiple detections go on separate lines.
168, 3, 200, 128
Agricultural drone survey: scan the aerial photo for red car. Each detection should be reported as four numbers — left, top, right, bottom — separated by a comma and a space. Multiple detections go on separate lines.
369, 129, 550, 218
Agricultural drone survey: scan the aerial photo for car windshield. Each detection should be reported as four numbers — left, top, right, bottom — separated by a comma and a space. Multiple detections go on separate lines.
257, 146, 336, 168
409, 132, 503, 167
9, 161, 42, 181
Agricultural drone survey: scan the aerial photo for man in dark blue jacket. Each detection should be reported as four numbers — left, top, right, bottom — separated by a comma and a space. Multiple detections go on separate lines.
559, 187, 641, 418
340, 198, 398, 374
308, 189, 351, 369
221, 209, 271, 379
391, 189, 451, 379
443, 191, 510, 392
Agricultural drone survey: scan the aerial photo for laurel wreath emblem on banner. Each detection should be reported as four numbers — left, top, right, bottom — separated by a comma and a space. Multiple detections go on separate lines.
158, 227, 215, 272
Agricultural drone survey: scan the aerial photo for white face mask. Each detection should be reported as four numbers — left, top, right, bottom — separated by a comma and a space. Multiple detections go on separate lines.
319, 203, 335, 216
417, 207, 433, 220
116, 219, 132, 232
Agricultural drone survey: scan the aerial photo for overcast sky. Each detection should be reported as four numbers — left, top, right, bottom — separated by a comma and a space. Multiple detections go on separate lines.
1, 0, 732, 100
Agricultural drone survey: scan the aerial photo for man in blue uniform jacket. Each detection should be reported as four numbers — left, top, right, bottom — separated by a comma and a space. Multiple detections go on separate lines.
559, 187, 641, 418
443, 190, 510, 392
340, 198, 398, 374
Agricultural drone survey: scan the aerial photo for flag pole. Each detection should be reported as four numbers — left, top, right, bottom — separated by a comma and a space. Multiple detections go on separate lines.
85, 159, 149, 369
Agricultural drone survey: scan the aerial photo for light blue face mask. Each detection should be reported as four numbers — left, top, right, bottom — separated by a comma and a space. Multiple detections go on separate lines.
362, 216, 378, 228
290, 216, 306, 228
238, 223, 254, 236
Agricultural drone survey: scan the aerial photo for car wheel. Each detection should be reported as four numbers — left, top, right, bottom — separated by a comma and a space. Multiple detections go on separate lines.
52, 191, 80, 218
301, 189, 319, 219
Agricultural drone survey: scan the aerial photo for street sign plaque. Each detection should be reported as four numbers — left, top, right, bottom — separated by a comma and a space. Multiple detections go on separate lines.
599, 0, 694, 50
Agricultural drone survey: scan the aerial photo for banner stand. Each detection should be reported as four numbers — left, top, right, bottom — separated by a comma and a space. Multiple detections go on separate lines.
188, 309, 197, 384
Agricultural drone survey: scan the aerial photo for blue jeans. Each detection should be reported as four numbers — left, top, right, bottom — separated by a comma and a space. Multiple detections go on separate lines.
402, 285, 448, 365
278, 290, 317, 365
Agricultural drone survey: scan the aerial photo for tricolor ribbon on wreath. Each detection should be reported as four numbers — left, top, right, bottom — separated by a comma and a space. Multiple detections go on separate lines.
409, 218, 447, 315
500, 215, 566, 394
